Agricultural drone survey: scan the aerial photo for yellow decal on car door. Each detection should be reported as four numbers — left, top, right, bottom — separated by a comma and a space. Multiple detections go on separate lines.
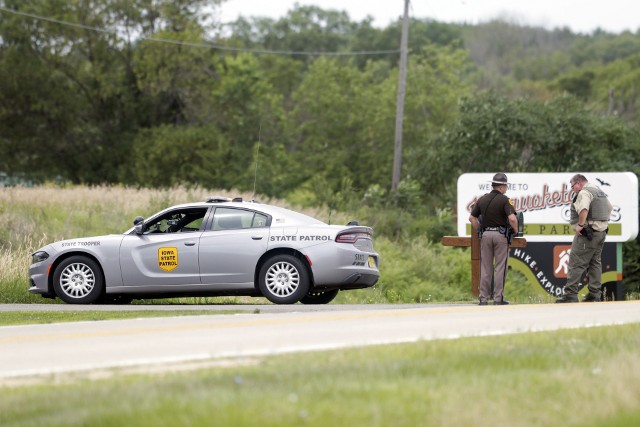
158, 247, 178, 272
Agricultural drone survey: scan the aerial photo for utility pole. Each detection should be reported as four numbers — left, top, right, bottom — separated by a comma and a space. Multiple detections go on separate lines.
391, 0, 410, 191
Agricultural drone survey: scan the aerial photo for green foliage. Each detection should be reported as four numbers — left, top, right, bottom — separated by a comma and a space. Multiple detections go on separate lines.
554, 70, 596, 99
2, 2, 640, 297
232, 5, 358, 56
0, 310, 236, 326
463, 21, 577, 82
408, 91, 640, 206
4, 321, 640, 427
623, 239, 640, 295
390, 178, 422, 213
133, 23, 215, 126
288, 57, 373, 189
588, 54, 640, 120
0, 0, 219, 183
209, 53, 289, 191
0, 186, 532, 304
570, 30, 640, 66
286, 175, 355, 212
362, 183, 387, 207
131, 124, 229, 188
3, 1, 639, 196
623, 186, 640, 292
372, 236, 472, 303
404, 43, 474, 133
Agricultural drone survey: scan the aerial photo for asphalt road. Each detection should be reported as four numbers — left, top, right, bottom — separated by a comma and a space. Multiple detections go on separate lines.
2, 302, 640, 383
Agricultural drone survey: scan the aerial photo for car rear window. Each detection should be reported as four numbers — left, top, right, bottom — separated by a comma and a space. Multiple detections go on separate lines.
212, 208, 268, 230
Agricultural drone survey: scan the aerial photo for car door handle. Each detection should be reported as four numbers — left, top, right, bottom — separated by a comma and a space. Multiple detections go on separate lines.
251, 236, 263, 240
184, 241, 196, 246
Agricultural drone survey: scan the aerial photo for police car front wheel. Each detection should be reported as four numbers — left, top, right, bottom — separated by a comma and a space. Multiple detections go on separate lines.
53, 256, 104, 304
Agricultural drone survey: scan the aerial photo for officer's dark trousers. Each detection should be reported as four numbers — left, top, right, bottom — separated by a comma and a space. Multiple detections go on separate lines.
479, 231, 509, 303
564, 231, 607, 297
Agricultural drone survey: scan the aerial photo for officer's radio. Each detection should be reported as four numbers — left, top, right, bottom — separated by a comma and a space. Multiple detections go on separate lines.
516, 212, 524, 237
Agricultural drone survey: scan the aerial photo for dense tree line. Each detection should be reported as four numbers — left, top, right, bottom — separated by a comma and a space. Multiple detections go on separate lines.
2, 1, 639, 197
1, 0, 639, 290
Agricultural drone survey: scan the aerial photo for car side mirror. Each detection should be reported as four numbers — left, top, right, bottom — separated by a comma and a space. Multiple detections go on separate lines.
133, 216, 144, 235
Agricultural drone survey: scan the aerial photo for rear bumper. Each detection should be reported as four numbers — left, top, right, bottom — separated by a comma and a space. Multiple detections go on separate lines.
338, 272, 379, 290
306, 242, 380, 287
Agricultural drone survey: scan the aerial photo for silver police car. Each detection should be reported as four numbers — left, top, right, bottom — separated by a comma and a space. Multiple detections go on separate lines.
29, 197, 380, 305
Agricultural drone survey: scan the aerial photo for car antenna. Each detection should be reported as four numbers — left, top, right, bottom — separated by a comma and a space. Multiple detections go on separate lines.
251, 121, 261, 200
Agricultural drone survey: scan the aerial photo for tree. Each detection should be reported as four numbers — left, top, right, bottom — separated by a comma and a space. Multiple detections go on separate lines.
225, 5, 358, 58
209, 52, 290, 192
133, 22, 217, 126
0, 0, 222, 183
591, 55, 640, 120
408, 91, 640, 207
288, 57, 365, 192
131, 124, 228, 187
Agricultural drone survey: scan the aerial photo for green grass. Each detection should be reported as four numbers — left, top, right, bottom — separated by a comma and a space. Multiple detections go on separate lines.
1, 324, 639, 426
0, 310, 240, 326
1, 185, 545, 305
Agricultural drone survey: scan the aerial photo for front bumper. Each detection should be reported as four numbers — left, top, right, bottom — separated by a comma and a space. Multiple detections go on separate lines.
29, 262, 52, 296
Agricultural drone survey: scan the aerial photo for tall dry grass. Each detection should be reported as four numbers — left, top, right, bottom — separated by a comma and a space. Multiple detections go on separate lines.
0, 235, 52, 303
1, 185, 244, 241
0, 185, 338, 243
2, 185, 545, 305
2, 185, 538, 305
0, 185, 351, 303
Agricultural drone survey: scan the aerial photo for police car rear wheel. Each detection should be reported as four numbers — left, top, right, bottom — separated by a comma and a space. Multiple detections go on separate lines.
300, 289, 339, 305
53, 256, 104, 304
259, 255, 309, 304
99, 295, 133, 305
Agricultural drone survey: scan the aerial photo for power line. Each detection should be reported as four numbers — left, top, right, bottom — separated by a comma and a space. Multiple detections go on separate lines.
0, 6, 400, 57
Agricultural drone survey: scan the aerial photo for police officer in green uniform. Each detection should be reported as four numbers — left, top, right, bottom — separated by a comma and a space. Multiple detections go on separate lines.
469, 173, 519, 306
556, 174, 613, 303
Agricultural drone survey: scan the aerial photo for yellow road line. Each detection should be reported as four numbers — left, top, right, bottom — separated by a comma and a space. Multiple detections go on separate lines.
2, 301, 638, 345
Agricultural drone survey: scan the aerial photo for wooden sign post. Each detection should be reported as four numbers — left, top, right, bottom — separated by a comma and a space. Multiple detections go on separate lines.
441, 232, 526, 296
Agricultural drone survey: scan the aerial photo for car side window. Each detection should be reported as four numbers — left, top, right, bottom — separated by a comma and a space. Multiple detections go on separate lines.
212, 208, 269, 231
252, 213, 268, 228
144, 208, 208, 234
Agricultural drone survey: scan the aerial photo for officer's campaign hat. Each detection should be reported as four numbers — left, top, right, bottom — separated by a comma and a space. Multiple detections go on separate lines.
490, 173, 508, 185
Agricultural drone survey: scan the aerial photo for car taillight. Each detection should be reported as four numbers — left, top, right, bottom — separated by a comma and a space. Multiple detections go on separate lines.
336, 231, 371, 243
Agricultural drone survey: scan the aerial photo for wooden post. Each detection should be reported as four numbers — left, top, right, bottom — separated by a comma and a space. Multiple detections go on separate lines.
471, 230, 481, 296
441, 234, 526, 296
391, 0, 410, 190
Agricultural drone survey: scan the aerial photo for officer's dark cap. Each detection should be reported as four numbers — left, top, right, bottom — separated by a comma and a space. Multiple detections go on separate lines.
490, 173, 508, 185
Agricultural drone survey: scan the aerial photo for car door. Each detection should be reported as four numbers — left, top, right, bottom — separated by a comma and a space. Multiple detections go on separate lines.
199, 207, 270, 285
120, 207, 209, 287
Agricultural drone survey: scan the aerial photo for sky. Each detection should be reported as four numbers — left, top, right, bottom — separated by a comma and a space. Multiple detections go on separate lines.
217, 0, 640, 34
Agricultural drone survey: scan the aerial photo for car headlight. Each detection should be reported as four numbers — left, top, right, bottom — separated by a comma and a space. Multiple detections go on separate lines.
32, 251, 50, 264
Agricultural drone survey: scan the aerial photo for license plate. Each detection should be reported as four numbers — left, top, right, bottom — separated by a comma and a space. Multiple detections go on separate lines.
368, 256, 376, 268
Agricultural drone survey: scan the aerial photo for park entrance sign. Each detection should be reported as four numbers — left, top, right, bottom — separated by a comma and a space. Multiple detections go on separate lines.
457, 172, 638, 299
458, 172, 638, 242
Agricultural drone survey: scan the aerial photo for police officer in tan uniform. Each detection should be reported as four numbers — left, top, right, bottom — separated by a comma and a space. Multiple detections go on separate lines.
556, 174, 613, 303
469, 173, 518, 305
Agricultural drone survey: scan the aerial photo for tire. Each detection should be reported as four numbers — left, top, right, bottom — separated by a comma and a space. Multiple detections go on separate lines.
53, 256, 104, 304
99, 295, 134, 305
258, 255, 310, 304
300, 289, 339, 305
